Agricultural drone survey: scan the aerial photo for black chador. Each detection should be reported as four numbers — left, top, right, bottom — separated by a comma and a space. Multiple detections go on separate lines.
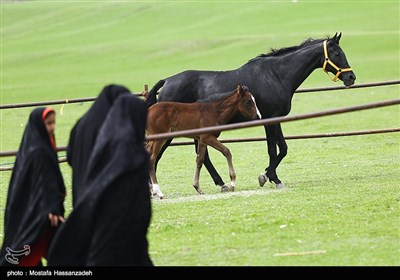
0, 108, 65, 266
48, 95, 153, 266
67, 84, 130, 206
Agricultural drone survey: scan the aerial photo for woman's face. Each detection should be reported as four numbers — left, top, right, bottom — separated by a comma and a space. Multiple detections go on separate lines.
44, 112, 56, 136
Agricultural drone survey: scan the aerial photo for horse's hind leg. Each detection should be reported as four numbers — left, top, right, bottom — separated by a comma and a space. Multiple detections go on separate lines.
201, 136, 235, 193
194, 139, 226, 187
193, 142, 207, 195
148, 140, 166, 199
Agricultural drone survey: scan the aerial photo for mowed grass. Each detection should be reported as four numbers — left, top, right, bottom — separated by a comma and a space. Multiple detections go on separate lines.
1, 1, 399, 266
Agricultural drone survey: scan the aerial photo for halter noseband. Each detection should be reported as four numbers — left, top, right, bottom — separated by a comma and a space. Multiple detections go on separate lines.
322, 40, 352, 82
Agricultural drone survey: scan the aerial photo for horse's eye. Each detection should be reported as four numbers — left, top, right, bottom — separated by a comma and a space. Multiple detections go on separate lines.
245, 100, 253, 108
334, 51, 340, 56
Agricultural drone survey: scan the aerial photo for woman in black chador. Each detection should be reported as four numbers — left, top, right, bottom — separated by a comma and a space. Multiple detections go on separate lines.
0, 107, 66, 266
67, 84, 130, 207
48, 94, 153, 266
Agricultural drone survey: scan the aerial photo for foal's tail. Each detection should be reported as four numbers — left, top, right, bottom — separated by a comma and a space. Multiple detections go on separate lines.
145, 79, 165, 108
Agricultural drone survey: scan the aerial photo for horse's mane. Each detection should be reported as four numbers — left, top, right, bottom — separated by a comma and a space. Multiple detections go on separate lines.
247, 36, 330, 63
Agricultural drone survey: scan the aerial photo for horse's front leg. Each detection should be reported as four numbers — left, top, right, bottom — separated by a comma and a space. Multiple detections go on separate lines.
275, 124, 288, 170
193, 142, 206, 195
202, 136, 235, 193
258, 124, 284, 188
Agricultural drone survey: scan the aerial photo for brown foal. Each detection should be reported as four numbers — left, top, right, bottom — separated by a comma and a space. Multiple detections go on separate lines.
146, 84, 260, 198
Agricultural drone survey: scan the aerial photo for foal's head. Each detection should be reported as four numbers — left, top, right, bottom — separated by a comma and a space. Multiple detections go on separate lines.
234, 84, 261, 120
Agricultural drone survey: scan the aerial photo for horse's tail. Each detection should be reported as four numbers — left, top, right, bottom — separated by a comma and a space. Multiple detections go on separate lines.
145, 79, 165, 108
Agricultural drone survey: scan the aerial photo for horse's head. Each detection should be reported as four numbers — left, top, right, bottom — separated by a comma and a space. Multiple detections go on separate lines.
323, 32, 356, 87
236, 84, 261, 120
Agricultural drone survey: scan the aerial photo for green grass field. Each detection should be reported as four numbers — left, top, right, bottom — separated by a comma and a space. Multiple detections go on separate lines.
1, 0, 399, 266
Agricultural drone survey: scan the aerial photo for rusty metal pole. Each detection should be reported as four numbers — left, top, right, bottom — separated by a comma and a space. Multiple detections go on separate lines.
143, 84, 149, 100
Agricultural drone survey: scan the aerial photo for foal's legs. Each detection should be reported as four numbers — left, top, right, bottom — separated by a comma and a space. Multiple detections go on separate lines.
193, 142, 207, 195
201, 135, 235, 192
194, 139, 226, 187
155, 138, 173, 172
258, 124, 285, 188
147, 140, 166, 198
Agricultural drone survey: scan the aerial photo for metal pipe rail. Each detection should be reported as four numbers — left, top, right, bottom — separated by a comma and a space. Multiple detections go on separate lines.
146, 98, 400, 141
1, 80, 398, 110
1, 127, 399, 171
1, 98, 399, 171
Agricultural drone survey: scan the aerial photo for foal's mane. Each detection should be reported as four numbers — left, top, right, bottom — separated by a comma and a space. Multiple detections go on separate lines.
198, 88, 239, 103
247, 36, 330, 63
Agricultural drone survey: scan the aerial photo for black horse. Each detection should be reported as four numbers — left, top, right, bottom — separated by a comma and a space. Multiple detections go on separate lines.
145, 33, 356, 189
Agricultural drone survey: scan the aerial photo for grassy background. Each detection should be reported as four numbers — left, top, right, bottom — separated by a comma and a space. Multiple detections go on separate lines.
1, 0, 399, 266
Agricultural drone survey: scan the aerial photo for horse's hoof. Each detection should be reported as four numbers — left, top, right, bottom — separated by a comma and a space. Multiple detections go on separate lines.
197, 189, 204, 195
152, 191, 165, 199
221, 185, 235, 192
193, 185, 204, 195
276, 182, 285, 188
258, 174, 267, 187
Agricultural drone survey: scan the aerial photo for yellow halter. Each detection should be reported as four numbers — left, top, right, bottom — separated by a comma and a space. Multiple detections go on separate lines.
322, 40, 352, 82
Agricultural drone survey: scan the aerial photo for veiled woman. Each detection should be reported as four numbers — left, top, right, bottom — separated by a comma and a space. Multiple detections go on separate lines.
67, 84, 130, 206
0, 107, 65, 266
48, 95, 152, 266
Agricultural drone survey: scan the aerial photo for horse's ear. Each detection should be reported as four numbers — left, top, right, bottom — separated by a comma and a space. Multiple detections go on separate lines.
332, 32, 341, 44
337, 32, 342, 43
237, 84, 246, 96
